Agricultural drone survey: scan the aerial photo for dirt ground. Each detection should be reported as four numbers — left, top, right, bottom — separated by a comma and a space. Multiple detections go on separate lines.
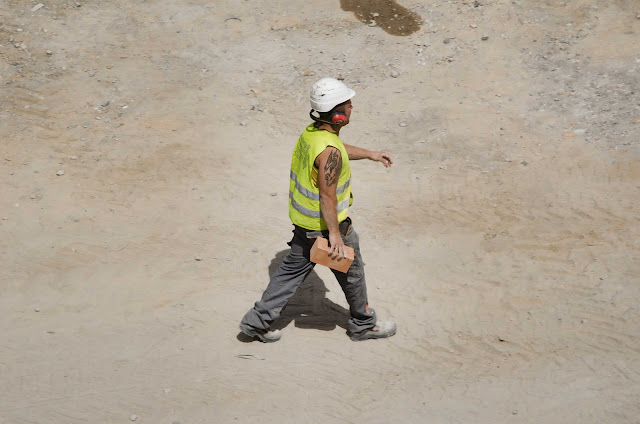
1, 0, 639, 423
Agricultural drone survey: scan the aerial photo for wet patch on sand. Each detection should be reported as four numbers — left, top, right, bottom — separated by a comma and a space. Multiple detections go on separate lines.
341, 0, 421, 36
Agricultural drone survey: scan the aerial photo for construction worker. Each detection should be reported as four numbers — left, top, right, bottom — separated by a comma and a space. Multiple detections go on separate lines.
239, 77, 397, 342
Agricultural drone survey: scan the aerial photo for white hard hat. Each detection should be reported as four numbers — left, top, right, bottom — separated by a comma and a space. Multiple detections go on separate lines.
309, 78, 356, 112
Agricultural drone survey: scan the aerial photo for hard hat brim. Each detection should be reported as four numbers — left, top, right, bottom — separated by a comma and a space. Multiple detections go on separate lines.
312, 89, 355, 112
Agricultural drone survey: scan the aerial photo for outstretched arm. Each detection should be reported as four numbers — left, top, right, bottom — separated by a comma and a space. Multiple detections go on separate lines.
343, 143, 393, 168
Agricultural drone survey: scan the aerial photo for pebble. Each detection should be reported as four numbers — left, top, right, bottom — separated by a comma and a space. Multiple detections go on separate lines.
470, 24, 478, 28
195, 256, 203, 261
251, 248, 259, 253
512, 410, 518, 415
520, 160, 528, 166
481, 36, 489, 41
88, 70, 96, 77
390, 70, 399, 78
35, 307, 40, 312
372, 12, 380, 17
399, 122, 407, 127
130, 415, 137, 421
56, 170, 64, 176
269, 192, 277, 196
46, 50, 52, 55
31, 3, 44, 12
101, 100, 110, 107
369, 21, 377, 27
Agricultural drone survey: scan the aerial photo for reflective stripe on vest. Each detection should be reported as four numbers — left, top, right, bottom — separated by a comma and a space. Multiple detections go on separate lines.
289, 170, 351, 201
289, 190, 351, 218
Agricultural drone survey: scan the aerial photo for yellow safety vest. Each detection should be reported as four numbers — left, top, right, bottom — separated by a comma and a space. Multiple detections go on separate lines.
289, 124, 352, 230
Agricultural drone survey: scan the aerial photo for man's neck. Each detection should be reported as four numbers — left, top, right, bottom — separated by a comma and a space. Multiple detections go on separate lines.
316, 122, 340, 136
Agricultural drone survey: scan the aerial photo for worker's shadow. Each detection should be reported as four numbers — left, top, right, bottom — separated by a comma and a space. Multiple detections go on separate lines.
237, 249, 350, 342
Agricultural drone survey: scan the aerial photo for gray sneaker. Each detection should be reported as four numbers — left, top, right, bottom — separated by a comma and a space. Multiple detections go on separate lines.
239, 325, 282, 343
349, 321, 397, 341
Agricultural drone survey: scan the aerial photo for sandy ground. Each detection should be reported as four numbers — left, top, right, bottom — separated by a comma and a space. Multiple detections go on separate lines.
1, 0, 640, 423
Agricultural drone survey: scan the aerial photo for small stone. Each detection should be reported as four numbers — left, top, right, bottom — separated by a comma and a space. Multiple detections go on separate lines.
520, 160, 528, 166
251, 248, 259, 253
101, 99, 110, 107
369, 21, 377, 27
56, 170, 64, 176
69, 155, 78, 160
269, 192, 277, 196
399, 122, 407, 127
390, 70, 399, 78
481, 36, 489, 41
470, 23, 478, 28
512, 410, 518, 415
239, 122, 247, 126
46, 50, 53, 55
130, 415, 137, 421
88, 70, 96, 77
443, 38, 450, 44
194, 256, 203, 261
35, 308, 40, 312
372, 12, 380, 17
31, 3, 44, 11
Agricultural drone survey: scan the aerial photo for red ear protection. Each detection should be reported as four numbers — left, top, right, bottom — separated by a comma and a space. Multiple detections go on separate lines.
310, 109, 348, 126
331, 112, 347, 124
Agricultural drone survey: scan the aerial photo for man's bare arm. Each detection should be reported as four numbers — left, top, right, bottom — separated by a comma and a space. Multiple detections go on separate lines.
343, 143, 393, 168
315, 146, 346, 260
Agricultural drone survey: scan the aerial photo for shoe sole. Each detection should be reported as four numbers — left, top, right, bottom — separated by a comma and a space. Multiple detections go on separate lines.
349, 328, 397, 341
239, 326, 281, 343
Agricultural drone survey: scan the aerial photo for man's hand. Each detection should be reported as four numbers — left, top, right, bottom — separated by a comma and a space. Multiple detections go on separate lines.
328, 231, 347, 260
370, 151, 393, 168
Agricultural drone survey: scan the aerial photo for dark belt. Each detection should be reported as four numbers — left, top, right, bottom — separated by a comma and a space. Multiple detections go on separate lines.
296, 216, 353, 239
338, 216, 353, 236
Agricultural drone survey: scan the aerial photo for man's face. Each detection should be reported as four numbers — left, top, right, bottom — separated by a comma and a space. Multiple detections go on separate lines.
342, 100, 353, 125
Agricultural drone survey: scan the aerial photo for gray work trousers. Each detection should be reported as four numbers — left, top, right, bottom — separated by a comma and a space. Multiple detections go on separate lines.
240, 219, 377, 335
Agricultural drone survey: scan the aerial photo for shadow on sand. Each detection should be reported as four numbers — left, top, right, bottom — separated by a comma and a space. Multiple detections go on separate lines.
237, 249, 350, 342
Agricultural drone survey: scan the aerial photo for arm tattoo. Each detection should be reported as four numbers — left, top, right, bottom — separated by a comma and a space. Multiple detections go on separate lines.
324, 149, 342, 187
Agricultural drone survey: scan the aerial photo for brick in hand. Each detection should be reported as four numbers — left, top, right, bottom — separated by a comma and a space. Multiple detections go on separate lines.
310, 237, 354, 273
